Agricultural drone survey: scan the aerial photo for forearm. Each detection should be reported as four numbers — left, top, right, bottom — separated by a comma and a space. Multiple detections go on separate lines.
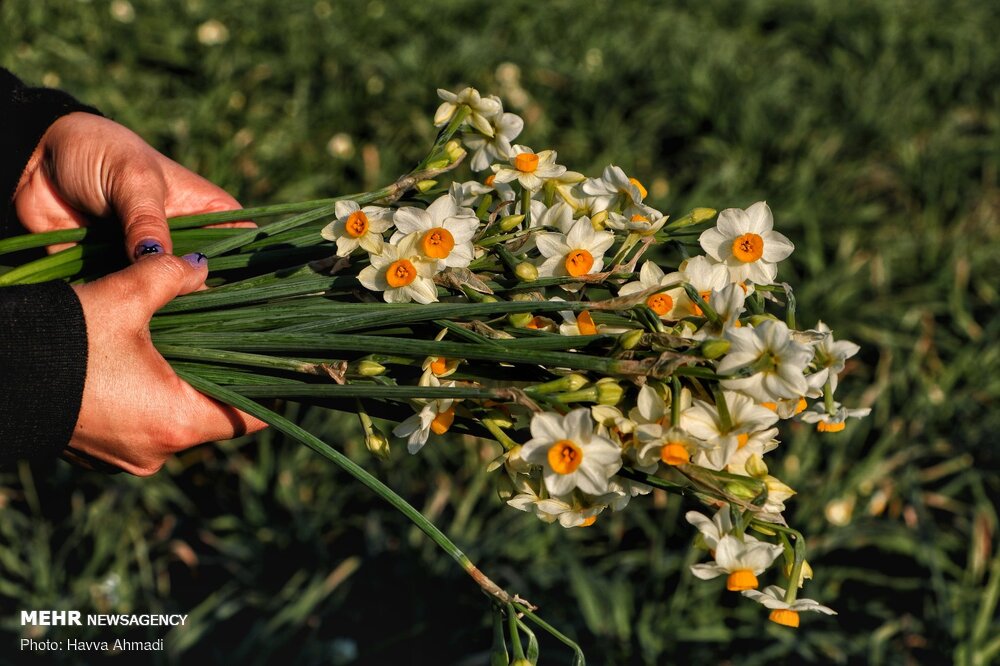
0, 281, 88, 467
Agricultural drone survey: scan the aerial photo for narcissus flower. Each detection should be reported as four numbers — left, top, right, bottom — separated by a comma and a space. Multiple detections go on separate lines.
580, 165, 648, 212
535, 217, 615, 289
618, 260, 686, 320
798, 402, 871, 433
699, 202, 794, 284
681, 390, 778, 470
392, 376, 458, 454
491, 144, 567, 192
358, 236, 439, 304
685, 508, 735, 551
434, 87, 503, 137
718, 320, 814, 402
606, 204, 668, 236
520, 408, 622, 497
390, 194, 479, 269
741, 586, 837, 627
674, 255, 731, 318
690, 534, 784, 591
320, 200, 394, 256
801, 321, 861, 395
463, 111, 524, 171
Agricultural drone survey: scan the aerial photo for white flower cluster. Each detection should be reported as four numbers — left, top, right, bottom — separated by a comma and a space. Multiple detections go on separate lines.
319, 86, 870, 627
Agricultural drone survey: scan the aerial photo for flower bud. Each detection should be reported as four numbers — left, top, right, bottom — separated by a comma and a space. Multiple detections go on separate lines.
426, 158, 450, 170
618, 329, 644, 350
748, 314, 779, 327
499, 214, 525, 231
356, 360, 387, 377
495, 473, 515, 502
699, 338, 731, 359
692, 207, 717, 223
590, 210, 609, 230
724, 480, 762, 501
415, 179, 437, 193
515, 261, 538, 281
744, 453, 769, 478
765, 476, 795, 500
784, 559, 814, 588
364, 430, 391, 460
596, 378, 623, 406
508, 313, 535, 328
510, 660, 533, 666
444, 139, 466, 163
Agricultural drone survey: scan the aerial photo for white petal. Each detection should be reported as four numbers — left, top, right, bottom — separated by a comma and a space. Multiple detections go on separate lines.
699, 227, 731, 261
761, 231, 794, 262
394, 207, 430, 235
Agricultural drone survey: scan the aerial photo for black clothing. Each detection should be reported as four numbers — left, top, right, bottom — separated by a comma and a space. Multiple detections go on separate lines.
0, 69, 97, 466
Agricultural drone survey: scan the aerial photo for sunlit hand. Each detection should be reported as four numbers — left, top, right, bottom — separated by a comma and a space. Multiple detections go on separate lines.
69, 253, 267, 476
13, 111, 244, 257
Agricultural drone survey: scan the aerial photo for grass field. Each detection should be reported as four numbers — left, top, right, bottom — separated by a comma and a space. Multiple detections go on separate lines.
1, 1, 998, 664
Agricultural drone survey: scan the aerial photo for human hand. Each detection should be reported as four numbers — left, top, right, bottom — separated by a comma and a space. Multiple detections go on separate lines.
68, 253, 268, 476
13, 112, 245, 257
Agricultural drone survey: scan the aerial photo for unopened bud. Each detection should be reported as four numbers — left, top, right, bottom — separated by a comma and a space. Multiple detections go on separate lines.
499, 214, 525, 231
514, 261, 538, 281
748, 314, 779, 327
415, 179, 437, 193
364, 430, 391, 460
784, 559, 814, 588
596, 378, 623, 406
724, 480, 762, 501
700, 338, 731, 359
495, 474, 515, 502
590, 210, 608, 230
692, 207, 717, 223
480, 295, 500, 303
765, 475, 796, 500
356, 360, 387, 377
532, 374, 588, 395
744, 452, 768, 478
510, 660, 533, 666
508, 313, 535, 328
444, 139, 466, 163
619, 329, 644, 350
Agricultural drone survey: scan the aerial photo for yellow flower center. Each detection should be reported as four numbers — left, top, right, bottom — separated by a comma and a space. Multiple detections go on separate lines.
525, 316, 547, 330
769, 609, 800, 628
761, 402, 777, 412
547, 439, 583, 475
646, 293, 674, 316
660, 442, 689, 466
578, 516, 597, 528
630, 213, 649, 223
726, 569, 759, 591
484, 174, 496, 186
385, 259, 417, 288
732, 233, 764, 263
430, 357, 450, 375
421, 227, 455, 259
737, 433, 750, 449
576, 310, 598, 335
628, 177, 647, 199
345, 210, 369, 238
514, 152, 539, 173
794, 398, 808, 414
817, 420, 846, 433
430, 406, 455, 435
564, 249, 595, 277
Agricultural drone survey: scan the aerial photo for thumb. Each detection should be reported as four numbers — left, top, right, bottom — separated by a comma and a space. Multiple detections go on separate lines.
107, 160, 174, 261
114, 253, 209, 320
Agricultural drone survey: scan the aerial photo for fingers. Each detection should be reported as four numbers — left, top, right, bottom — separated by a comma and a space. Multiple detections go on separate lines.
108, 252, 210, 320
106, 157, 175, 261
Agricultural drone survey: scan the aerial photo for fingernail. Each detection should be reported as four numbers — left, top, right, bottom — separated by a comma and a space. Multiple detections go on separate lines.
133, 239, 164, 259
182, 252, 208, 268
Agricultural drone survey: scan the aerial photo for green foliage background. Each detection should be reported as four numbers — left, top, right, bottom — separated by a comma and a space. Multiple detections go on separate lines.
2, 0, 998, 664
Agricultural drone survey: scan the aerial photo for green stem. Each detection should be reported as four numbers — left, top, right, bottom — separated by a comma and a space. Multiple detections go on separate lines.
176, 370, 518, 605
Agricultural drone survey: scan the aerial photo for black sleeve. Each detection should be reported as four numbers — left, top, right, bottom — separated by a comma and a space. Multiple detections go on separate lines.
0, 69, 97, 467
0, 281, 88, 466
0, 67, 101, 237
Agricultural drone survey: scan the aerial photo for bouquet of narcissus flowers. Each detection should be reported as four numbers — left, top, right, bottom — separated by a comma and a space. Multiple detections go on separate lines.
0, 86, 869, 660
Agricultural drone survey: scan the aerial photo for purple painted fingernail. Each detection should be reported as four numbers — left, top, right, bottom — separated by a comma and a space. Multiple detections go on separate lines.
182, 252, 208, 268
134, 239, 163, 259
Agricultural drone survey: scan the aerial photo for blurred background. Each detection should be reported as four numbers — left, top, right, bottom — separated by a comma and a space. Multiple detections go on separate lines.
1, 0, 998, 664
